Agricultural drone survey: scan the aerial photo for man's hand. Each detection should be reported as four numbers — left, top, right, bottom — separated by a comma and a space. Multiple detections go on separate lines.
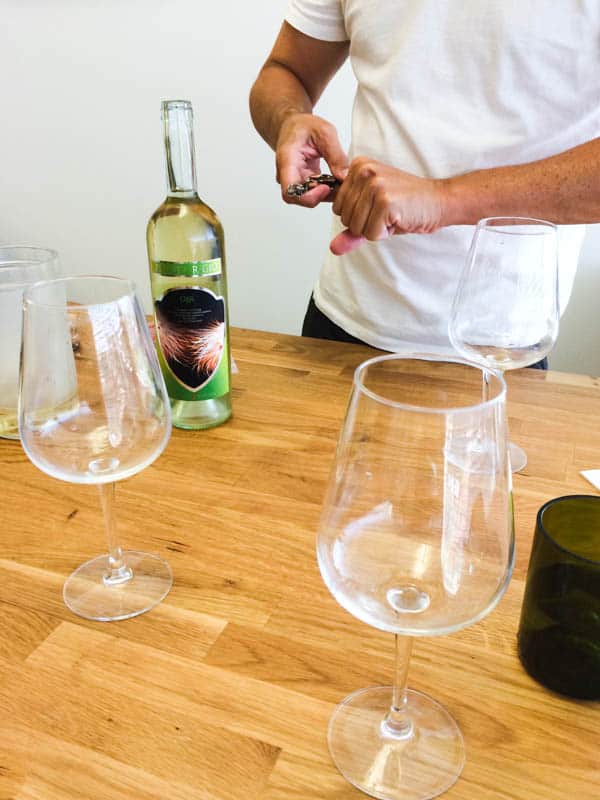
330, 157, 447, 255
276, 112, 349, 207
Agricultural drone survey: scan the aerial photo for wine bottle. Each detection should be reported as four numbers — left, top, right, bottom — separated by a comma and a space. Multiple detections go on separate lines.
147, 99, 231, 429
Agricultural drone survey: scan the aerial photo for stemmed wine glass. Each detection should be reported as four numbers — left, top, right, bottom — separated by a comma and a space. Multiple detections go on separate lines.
317, 353, 514, 800
448, 217, 559, 472
19, 276, 173, 622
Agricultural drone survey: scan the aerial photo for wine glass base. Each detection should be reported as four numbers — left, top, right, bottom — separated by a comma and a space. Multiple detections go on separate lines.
328, 686, 465, 800
509, 441, 527, 473
63, 551, 173, 622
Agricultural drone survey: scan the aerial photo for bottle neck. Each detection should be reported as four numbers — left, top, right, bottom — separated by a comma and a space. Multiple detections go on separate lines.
162, 101, 197, 198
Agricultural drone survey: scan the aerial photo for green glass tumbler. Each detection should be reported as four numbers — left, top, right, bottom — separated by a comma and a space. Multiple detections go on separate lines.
517, 495, 600, 700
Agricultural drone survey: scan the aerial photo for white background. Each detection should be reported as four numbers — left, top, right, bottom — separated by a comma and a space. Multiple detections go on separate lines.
2, 1, 599, 373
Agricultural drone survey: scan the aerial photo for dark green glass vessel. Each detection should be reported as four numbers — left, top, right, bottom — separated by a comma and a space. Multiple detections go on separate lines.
517, 495, 600, 700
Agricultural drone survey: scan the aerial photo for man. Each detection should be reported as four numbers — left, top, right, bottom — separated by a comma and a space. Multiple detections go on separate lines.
249, 1, 600, 354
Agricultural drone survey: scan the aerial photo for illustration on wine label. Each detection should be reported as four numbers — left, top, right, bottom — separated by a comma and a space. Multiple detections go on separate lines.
155, 286, 225, 392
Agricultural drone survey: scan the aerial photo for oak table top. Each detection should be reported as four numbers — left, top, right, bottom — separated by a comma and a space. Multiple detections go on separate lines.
0, 327, 598, 800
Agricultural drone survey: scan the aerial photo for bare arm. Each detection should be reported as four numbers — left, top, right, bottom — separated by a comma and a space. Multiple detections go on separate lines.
250, 22, 350, 205
250, 22, 347, 148
443, 138, 600, 225
331, 139, 600, 254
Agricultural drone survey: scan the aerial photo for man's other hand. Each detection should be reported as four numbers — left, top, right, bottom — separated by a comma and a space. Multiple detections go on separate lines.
330, 157, 446, 254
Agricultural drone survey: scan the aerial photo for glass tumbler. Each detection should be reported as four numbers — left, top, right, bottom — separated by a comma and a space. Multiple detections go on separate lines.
518, 494, 600, 699
0, 245, 60, 438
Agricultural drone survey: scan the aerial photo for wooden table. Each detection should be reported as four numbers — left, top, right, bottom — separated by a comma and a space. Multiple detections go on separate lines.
0, 328, 598, 799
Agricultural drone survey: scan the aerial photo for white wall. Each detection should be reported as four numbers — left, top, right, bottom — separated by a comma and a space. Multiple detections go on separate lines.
549, 227, 600, 374
2, 1, 598, 374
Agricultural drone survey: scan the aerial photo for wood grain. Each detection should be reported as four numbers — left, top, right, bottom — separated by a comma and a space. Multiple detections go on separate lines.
0, 328, 598, 799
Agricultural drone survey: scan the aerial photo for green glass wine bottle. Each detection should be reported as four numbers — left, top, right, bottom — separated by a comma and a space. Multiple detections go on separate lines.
147, 100, 231, 430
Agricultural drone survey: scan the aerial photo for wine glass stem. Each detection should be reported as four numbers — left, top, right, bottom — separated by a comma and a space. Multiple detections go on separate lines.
381, 634, 414, 740
98, 482, 133, 585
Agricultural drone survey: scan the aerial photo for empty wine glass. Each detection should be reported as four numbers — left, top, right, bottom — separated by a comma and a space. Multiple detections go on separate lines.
317, 353, 514, 800
19, 276, 173, 621
448, 217, 559, 472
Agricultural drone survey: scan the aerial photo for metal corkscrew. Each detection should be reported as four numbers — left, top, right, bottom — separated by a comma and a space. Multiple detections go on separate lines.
286, 173, 341, 197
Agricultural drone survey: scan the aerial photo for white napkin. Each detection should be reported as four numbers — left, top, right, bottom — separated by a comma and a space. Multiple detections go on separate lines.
580, 470, 600, 491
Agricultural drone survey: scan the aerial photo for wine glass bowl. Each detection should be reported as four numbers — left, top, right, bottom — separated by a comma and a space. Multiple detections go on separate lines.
448, 217, 559, 471
19, 276, 173, 621
317, 354, 514, 800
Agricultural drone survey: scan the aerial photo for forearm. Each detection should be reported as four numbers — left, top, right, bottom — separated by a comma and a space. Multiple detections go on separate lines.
443, 137, 600, 225
250, 62, 313, 151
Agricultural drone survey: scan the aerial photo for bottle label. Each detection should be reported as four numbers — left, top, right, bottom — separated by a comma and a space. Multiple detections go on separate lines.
154, 286, 229, 400
153, 259, 222, 277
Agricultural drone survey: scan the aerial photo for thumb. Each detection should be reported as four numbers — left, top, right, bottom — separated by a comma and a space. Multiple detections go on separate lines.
316, 130, 349, 181
330, 229, 365, 255
328, 158, 349, 182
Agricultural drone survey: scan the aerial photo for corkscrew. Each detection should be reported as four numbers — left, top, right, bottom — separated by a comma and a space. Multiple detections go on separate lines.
286, 173, 341, 197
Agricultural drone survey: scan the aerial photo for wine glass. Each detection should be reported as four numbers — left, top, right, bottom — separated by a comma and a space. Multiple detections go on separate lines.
19, 275, 173, 622
448, 217, 559, 472
317, 353, 514, 800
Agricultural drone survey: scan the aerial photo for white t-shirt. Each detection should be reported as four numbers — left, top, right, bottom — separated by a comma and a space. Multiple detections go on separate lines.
285, 0, 600, 351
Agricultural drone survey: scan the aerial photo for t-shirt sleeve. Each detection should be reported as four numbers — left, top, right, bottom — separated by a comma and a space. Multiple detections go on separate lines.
285, 0, 348, 42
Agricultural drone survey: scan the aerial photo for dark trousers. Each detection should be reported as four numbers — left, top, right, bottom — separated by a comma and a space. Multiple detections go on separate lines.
302, 295, 548, 370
